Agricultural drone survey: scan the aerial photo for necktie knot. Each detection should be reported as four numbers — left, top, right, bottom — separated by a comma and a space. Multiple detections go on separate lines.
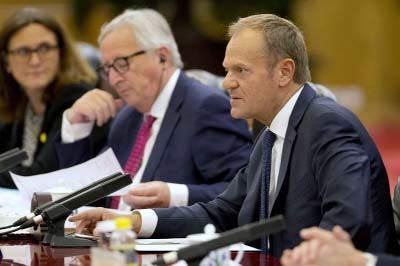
143, 115, 156, 130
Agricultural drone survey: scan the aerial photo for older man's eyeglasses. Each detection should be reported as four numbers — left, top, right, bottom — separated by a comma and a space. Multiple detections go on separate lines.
98, 50, 146, 80
7, 42, 59, 61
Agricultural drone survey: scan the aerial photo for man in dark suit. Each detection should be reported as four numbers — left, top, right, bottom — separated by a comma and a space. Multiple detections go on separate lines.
57, 8, 252, 210
70, 13, 398, 256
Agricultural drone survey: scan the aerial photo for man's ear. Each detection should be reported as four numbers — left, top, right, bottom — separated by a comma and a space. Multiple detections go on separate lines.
278, 58, 295, 86
156, 46, 171, 65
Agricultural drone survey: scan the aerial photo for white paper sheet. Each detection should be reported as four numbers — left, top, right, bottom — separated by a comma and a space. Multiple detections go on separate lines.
135, 238, 259, 252
10, 148, 129, 205
0, 187, 29, 227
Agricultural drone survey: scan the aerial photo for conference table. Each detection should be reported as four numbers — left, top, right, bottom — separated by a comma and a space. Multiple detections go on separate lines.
0, 234, 281, 266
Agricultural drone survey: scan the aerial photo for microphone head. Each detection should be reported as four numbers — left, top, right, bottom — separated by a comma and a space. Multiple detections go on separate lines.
0, 148, 28, 173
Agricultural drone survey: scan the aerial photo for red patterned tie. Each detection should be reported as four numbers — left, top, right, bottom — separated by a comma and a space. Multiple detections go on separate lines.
110, 115, 156, 209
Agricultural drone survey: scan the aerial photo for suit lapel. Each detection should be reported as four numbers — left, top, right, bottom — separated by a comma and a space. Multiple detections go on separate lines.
270, 126, 296, 208
247, 134, 265, 223
270, 84, 317, 209
141, 73, 187, 181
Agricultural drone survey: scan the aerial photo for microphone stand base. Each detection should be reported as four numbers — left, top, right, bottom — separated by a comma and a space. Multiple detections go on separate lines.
50, 235, 97, 247
186, 257, 204, 266
41, 215, 98, 247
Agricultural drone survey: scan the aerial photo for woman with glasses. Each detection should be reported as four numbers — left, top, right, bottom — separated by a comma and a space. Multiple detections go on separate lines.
0, 7, 102, 188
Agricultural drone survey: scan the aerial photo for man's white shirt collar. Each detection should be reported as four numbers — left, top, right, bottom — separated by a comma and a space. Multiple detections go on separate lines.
147, 69, 180, 119
269, 86, 304, 137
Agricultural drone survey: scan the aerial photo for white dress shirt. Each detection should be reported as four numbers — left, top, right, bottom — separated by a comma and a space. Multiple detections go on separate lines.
136, 86, 304, 237
61, 69, 189, 210
267, 87, 303, 212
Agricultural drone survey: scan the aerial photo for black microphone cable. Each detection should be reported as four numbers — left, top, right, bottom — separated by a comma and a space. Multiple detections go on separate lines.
0, 224, 15, 230
0, 211, 39, 235
0, 225, 23, 236
0, 215, 34, 230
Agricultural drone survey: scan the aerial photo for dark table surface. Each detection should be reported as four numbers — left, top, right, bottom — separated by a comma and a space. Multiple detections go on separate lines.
0, 234, 281, 266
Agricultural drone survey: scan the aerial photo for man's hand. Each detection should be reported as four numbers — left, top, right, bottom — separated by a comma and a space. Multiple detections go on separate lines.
122, 181, 171, 209
280, 226, 367, 266
69, 207, 143, 235
66, 89, 125, 126
69, 207, 120, 235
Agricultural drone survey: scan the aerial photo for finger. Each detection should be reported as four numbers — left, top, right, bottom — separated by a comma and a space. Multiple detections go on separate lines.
127, 195, 158, 209
69, 208, 106, 222
96, 90, 118, 119
305, 239, 321, 263
332, 225, 351, 242
77, 90, 114, 126
290, 245, 302, 264
73, 98, 101, 123
130, 183, 158, 197
121, 194, 135, 208
88, 95, 112, 126
69, 211, 91, 222
300, 227, 333, 244
281, 250, 294, 266
67, 102, 94, 124
75, 220, 95, 234
299, 241, 312, 264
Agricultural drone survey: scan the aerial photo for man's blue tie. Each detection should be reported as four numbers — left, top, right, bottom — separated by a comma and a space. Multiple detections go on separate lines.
260, 130, 276, 254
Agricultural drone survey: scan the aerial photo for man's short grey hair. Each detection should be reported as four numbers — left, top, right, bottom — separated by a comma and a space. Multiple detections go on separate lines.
98, 8, 183, 68
228, 14, 311, 84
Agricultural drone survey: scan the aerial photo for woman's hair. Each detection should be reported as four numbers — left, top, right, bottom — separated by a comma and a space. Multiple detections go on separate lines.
0, 7, 97, 122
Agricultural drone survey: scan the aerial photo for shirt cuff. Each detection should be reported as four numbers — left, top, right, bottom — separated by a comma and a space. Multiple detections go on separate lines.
363, 253, 377, 266
61, 110, 94, 143
135, 209, 158, 237
167, 183, 189, 207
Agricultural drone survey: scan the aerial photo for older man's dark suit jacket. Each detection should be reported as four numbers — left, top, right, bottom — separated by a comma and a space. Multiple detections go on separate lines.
152, 83, 399, 256
377, 254, 400, 266
55, 72, 252, 204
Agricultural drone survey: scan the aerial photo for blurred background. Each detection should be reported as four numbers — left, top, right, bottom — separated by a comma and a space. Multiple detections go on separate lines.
0, 0, 399, 193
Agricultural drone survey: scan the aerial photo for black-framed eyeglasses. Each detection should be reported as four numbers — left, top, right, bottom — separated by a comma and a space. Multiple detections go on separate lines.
98, 50, 146, 80
7, 42, 59, 61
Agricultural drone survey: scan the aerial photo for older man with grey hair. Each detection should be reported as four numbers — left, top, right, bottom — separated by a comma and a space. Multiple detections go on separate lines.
56, 8, 252, 211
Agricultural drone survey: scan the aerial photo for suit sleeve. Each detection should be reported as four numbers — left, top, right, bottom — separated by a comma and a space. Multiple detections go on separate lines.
376, 254, 400, 266
153, 166, 249, 238
187, 93, 252, 204
53, 85, 110, 169
311, 111, 372, 250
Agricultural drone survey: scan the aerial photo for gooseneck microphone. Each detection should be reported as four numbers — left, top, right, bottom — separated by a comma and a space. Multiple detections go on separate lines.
9, 172, 122, 228
19, 173, 131, 229
151, 215, 286, 266
0, 148, 28, 173
0, 173, 133, 247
